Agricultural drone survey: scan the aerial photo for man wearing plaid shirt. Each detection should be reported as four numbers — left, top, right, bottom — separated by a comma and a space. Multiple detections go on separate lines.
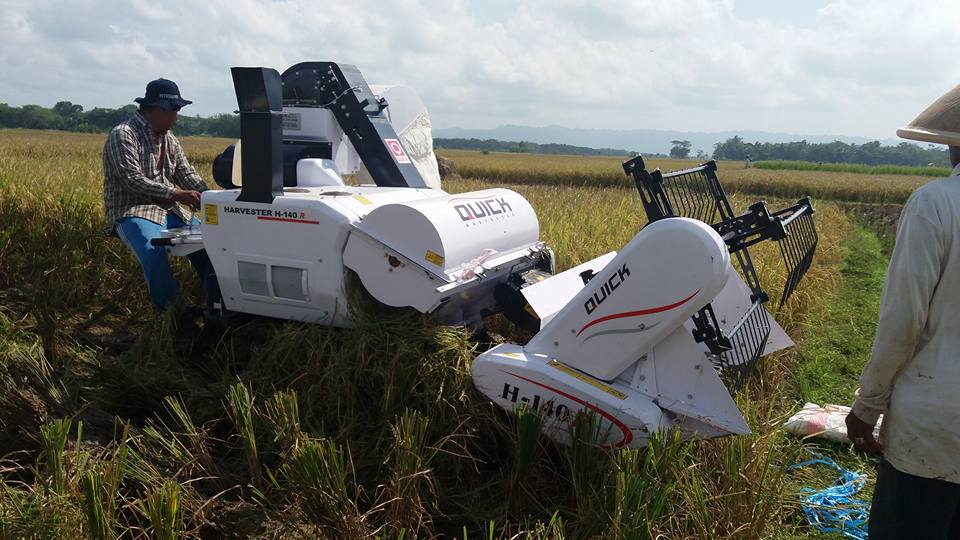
103, 78, 220, 310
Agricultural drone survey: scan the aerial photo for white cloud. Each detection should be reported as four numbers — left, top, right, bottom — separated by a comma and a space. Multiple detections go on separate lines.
0, 0, 958, 138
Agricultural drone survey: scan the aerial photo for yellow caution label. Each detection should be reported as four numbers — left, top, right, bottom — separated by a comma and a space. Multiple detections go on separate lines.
498, 352, 525, 360
354, 195, 373, 205
425, 250, 444, 266
547, 359, 627, 400
204, 203, 219, 225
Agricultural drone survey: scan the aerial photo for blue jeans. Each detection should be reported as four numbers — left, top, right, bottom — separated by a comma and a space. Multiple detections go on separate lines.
115, 212, 221, 311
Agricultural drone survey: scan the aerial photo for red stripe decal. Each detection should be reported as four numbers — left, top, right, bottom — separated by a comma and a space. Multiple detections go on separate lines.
503, 370, 633, 448
256, 216, 320, 225
577, 289, 700, 337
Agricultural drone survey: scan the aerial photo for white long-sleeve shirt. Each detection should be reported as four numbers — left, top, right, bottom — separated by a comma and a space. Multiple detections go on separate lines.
852, 163, 960, 483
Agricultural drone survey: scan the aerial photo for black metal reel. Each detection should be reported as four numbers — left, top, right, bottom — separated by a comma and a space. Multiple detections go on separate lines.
712, 300, 772, 388
624, 156, 818, 305
623, 156, 818, 386
773, 199, 818, 307
712, 197, 818, 308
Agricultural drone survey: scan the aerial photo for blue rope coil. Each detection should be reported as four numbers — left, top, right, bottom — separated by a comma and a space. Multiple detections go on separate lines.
788, 453, 870, 539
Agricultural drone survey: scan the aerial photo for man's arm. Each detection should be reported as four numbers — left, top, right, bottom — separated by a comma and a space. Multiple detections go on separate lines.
105, 127, 178, 201
849, 191, 944, 437
171, 138, 209, 193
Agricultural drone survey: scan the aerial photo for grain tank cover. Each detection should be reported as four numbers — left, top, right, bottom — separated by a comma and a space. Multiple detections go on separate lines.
355, 188, 539, 278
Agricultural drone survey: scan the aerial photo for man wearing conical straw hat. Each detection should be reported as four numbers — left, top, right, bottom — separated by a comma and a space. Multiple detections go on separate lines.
847, 86, 960, 537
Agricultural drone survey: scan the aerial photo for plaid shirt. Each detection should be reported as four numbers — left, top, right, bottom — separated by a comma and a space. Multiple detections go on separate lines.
102, 112, 208, 234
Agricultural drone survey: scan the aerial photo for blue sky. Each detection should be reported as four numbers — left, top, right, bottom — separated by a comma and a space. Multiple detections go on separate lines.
1, 0, 957, 139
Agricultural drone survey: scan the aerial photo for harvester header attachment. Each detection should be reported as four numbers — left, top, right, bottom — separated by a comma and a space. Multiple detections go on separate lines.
624, 156, 817, 385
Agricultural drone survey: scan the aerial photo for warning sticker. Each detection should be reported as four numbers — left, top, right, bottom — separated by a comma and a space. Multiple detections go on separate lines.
204, 203, 219, 225
354, 195, 373, 205
282, 112, 301, 131
425, 250, 444, 266
547, 359, 627, 400
384, 138, 411, 164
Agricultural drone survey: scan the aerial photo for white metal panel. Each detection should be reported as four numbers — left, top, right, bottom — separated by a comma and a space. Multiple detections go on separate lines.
355, 188, 539, 278
527, 218, 730, 381
200, 190, 353, 326
157, 226, 204, 256
296, 159, 346, 187
647, 327, 751, 437
282, 107, 361, 175
343, 228, 548, 322
522, 251, 618, 328
199, 186, 437, 326
282, 107, 340, 141
471, 343, 664, 449
341, 232, 448, 312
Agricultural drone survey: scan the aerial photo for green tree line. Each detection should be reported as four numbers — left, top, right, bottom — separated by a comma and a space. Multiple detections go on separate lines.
0, 103, 635, 157
2, 101, 949, 167
0, 101, 240, 137
434, 137, 639, 157
712, 135, 949, 167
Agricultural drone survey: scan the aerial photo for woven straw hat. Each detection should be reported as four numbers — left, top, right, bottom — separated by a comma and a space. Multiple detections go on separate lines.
897, 84, 960, 146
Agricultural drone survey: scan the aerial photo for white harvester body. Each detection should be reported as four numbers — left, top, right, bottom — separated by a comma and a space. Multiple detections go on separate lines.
170, 186, 545, 328
157, 62, 818, 449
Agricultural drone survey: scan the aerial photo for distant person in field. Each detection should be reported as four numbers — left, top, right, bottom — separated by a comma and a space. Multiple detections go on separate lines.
102, 78, 220, 311
846, 84, 960, 538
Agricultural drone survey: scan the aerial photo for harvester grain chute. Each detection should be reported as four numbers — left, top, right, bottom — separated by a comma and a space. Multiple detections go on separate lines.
153, 62, 818, 449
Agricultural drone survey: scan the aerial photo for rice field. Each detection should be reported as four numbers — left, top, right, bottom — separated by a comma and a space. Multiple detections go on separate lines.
438, 148, 936, 204
754, 159, 952, 177
0, 129, 895, 538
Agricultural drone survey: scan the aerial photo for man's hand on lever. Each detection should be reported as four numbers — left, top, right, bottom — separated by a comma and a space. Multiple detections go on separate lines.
173, 189, 201, 210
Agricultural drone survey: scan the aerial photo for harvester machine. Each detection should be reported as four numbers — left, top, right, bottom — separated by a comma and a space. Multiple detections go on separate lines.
154, 63, 817, 448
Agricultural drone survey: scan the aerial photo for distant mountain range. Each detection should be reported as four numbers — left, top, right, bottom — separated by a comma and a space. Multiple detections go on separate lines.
432, 124, 904, 156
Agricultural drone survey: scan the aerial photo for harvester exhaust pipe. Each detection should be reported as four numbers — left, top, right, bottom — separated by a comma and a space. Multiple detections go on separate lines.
231, 67, 284, 203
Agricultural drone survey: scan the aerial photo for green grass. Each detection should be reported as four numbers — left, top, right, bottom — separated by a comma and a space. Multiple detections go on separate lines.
777, 222, 890, 540
795, 224, 887, 405
755, 159, 951, 177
